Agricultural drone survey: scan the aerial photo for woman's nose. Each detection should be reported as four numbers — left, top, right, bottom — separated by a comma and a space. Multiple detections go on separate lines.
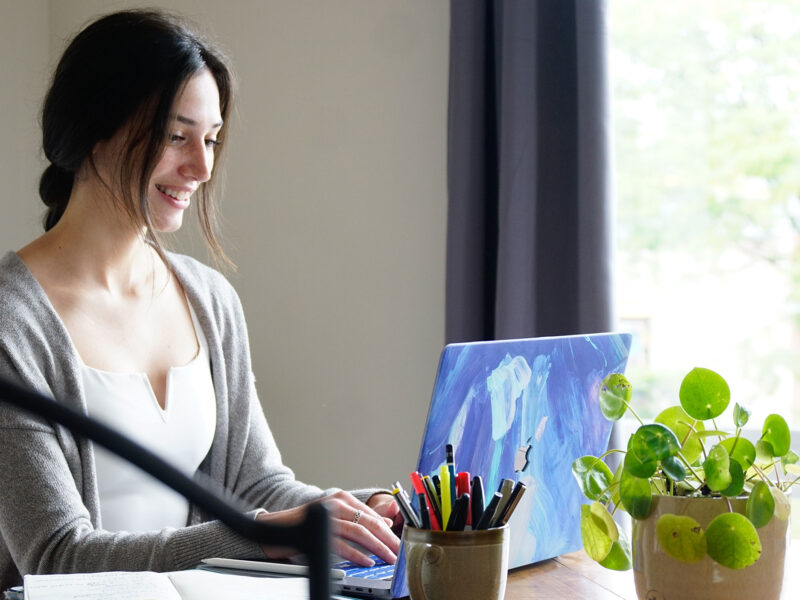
180, 140, 213, 182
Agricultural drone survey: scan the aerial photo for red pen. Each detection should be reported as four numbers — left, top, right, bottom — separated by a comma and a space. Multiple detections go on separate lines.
410, 471, 441, 530
456, 471, 471, 525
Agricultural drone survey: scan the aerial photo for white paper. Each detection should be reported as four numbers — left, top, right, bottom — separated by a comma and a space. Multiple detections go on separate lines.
23, 571, 181, 600
167, 569, 309, 600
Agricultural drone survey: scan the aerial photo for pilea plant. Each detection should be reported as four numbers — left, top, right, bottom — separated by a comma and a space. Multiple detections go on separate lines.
572, 367, 798, 570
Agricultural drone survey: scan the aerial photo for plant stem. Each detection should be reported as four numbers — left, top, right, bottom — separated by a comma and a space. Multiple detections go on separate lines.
712, 419, 723, 442
680, 420, 709, 461
622, 399, 645, 426
676, 452, 703, 491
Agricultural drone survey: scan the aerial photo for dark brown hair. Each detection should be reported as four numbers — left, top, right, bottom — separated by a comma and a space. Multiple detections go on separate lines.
39, 9, 235, 265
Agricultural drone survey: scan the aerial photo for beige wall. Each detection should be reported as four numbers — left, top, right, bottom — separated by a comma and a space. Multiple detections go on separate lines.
1, 1, 449, 490
0, 0, 50, 248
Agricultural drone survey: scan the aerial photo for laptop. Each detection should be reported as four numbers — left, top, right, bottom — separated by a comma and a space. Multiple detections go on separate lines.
204, 332, 632, 598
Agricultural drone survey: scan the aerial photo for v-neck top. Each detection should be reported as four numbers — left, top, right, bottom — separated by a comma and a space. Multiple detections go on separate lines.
82, 301, 217, 532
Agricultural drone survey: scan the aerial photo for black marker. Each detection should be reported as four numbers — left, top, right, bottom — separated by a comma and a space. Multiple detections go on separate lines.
475, 491, 503, 530
418, 492, 431, 529
470, 475, 485, 528
446, 493, 470, 531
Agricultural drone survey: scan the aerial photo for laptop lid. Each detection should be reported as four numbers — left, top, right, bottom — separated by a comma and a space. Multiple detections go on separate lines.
390, 332, 632, 598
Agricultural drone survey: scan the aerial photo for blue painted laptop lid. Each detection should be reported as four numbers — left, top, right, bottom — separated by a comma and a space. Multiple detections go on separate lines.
391, 332, 632, 597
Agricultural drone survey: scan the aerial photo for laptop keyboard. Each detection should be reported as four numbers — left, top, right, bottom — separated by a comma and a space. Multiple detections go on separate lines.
334, 556, 395, 581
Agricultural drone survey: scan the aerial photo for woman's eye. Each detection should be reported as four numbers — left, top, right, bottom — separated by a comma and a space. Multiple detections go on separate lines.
205, 138, 221, 148
168, 133, 185, 144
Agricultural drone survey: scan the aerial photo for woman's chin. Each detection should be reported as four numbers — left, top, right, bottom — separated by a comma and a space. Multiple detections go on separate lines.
151, 214, 185, 234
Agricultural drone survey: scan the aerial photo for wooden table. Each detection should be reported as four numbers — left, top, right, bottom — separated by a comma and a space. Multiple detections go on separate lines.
505, 551, 636, 599
504, 547, 798, 599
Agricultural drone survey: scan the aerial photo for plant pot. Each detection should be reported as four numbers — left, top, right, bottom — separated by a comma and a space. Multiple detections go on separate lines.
632, 495, 789, 600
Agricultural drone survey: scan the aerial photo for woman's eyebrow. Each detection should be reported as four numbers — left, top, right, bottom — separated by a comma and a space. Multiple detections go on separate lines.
175, 114, 223, 129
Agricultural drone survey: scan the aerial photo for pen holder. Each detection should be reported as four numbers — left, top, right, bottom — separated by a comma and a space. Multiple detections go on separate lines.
404, 525, 509, 600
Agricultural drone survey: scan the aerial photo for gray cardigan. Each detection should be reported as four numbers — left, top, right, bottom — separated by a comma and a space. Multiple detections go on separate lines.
0, 250, 372, 590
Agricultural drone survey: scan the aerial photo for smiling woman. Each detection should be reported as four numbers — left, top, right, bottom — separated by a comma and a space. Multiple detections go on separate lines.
35, 9, 233, 261
0, 8, 403, 592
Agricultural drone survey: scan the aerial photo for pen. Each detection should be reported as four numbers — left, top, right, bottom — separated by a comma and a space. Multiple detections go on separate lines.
395, 480, 420, 524
418, 492, 431, 529
392, 485, 422, 529
446, 493, 470, 531
432, 474, 441, 500
422, 475, 443, 528
490, 479, 515, 528
456, 471, 471, 525
475, 491, 503, 530
496, 481, 527, 527
411, 472, 441, 530
440, 464, 452, 530
446, 444, 457, 511
471, 475, 485, 528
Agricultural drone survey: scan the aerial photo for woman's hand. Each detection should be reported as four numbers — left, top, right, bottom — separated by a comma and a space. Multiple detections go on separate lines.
255, 490, 401, 566
366, 491, 404, 534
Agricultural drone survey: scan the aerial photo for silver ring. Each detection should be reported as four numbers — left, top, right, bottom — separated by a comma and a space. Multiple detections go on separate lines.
352, 510, 363, 524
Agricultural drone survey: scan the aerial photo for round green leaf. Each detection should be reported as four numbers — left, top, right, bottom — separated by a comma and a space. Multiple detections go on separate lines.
781, 450, 799, 471
661, 455, 687, 483
624, 436, 658, 479
656, 513, 706, 563
632, 424, 681, 461
746, 481, 775, 528
572, 456, 614, 501
756, 440, 776, 462
770, 487, 791, 521
762, 414, 791, 458
705, 512, 762, 569
580, 501, 618, 561
733, 403, 751, 428
720, 436, 756, 472
719, 458, 745, 497
598, 373, 632, 421
679, 367, 730, 421
704, 444, 732, 492
619, 470, 652, 519
655, 405, 706, 464
599, 533, 632, 571
609, 463, 623, 509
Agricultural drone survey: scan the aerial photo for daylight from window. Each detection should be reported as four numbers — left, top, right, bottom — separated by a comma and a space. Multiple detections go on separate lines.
609, 1, 800, 427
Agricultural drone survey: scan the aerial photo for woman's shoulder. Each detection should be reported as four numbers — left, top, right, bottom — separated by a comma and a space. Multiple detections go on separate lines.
165, 251, 243, 315
0, 251, 51, 311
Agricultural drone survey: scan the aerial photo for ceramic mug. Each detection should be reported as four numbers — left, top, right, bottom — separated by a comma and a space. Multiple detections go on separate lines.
404, 525, 509, 600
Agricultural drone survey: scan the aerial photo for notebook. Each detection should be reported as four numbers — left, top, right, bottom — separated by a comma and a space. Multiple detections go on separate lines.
204, 332, 632, 598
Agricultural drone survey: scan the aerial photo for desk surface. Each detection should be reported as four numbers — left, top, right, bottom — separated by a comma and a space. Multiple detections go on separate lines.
504, 547, 799, 599
505, 551, 636, 599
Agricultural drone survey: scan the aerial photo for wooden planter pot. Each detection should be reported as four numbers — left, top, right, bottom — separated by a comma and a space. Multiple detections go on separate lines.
632, 495, 789, 600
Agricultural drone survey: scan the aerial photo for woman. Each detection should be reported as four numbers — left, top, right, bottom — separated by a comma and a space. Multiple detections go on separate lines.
0, 9, 399, 590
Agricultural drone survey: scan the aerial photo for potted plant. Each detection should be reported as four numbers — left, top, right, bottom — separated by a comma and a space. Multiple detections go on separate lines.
572, 367, 796, 600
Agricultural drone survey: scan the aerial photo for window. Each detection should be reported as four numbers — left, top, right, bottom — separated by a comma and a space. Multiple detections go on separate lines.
610, 0, 800, 430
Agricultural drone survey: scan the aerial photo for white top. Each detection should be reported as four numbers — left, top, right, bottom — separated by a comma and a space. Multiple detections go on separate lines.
82, 302, 217, 532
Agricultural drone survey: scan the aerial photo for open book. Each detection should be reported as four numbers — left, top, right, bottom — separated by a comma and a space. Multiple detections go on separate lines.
23, 569, 311, 600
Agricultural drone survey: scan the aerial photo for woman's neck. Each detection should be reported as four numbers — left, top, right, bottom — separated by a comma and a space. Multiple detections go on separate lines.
18, 179, 166, 298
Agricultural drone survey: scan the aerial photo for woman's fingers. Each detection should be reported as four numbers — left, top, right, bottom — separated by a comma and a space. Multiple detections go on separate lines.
331, 512, 398, 565
367, 492, 404, 532
324, 492, 400, 565
256, 492, 402, 566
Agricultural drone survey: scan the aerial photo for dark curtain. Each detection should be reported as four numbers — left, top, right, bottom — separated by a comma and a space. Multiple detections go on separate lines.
446, 0, 612, 343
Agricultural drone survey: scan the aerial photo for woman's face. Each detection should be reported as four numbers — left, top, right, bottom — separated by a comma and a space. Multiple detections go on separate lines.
149, 67, 222, 233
